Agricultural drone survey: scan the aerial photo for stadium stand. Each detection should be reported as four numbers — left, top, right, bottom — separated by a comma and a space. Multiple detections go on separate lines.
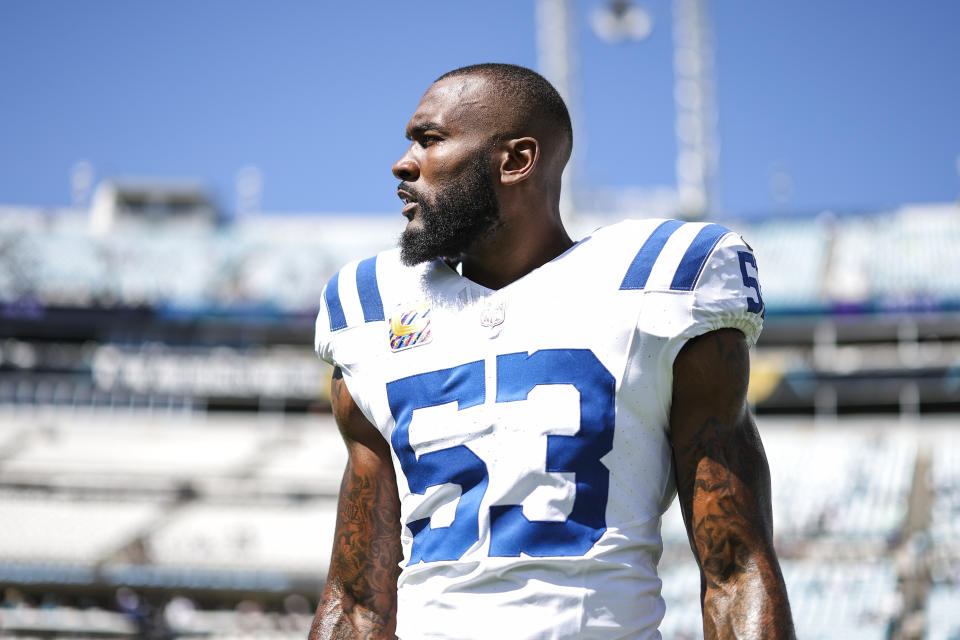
0, 408, 343, 638
931, 425, 960, 550
741, 214, 831, 311
660, 559, 902, 640
0, 492, 164, 565
830, 206, 960, 306
927, 582, 960, 640
3, 203, 958, 315
147, 502, 337, 573
658, 416, 946, 639
0, 200, 958, 638
928, 426, 960, 639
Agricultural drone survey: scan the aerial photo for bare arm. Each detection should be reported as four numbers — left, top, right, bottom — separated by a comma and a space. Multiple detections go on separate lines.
310, 367, 402, 640
669, 329, 795, 639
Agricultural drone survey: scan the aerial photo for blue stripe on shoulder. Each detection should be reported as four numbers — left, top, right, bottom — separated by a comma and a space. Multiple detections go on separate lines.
669, 224, 731, 291
324, 272, 348, 332
355, 256, 385, 322
619, 220, 685, 290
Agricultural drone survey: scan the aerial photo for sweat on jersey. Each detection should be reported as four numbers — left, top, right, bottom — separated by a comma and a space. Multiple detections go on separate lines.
314, 218, 764, 640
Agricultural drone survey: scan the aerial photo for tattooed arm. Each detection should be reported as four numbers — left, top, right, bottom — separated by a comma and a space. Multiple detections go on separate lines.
310, 367, 402, 640
669, 329, 795, 639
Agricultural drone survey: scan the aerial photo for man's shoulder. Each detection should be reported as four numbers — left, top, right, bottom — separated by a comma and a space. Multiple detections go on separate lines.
318, 248, 421, 334
318, 248, 459, 331
581, 217, 749, 293
594, 217, 763, 345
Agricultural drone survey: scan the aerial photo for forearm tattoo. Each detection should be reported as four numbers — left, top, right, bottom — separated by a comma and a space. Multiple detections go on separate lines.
310, 374, 402, 640
673, 331, 795, 639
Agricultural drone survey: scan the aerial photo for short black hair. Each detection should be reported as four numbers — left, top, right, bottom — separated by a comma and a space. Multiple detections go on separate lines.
436, 63, 573, 148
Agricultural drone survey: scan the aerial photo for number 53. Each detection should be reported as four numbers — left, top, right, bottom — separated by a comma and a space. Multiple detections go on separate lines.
386, 349, 616, 565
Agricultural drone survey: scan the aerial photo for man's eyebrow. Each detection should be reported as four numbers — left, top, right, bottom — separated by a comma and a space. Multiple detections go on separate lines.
406, 121, 446, 140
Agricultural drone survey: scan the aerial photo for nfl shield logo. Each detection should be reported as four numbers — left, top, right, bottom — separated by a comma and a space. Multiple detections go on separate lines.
480, 299, 505, 328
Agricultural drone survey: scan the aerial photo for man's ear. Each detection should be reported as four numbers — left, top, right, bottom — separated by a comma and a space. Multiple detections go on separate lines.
499, 137, 539, 186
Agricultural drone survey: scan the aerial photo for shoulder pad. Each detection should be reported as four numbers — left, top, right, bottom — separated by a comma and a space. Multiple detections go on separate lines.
619, 220, 733, 292
321, 254, 385, 333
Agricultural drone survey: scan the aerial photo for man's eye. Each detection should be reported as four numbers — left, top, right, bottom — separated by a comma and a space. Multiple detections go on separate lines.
420, 136, 441, 148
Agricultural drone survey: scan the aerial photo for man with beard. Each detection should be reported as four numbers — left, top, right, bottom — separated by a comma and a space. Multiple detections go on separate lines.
310, 64, 794, 639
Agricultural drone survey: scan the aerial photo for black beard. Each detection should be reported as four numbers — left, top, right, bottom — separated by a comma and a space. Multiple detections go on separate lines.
398, 154, 501, 266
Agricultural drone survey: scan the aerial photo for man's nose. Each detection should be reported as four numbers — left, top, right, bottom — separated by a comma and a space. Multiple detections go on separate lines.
392, 149, 420, 181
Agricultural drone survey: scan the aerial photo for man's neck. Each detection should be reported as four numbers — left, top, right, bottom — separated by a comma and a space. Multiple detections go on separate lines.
460, 215, 573, 290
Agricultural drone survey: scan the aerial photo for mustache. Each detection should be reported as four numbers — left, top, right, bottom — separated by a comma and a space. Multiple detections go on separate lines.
398, 181, 425, 202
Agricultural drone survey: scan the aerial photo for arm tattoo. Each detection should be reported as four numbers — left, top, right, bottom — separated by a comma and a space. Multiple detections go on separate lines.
672, 330, 795, 639
310, 372, 402, 640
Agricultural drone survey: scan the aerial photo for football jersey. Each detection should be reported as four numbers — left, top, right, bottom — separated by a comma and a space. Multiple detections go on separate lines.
314, 218, 764, 639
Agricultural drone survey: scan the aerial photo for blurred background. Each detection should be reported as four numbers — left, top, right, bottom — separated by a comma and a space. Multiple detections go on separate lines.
1, 1, 958, 638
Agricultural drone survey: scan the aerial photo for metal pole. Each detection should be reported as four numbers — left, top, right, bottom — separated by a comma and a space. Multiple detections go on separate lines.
672, 0, 718, 219
536, 0, 580, 223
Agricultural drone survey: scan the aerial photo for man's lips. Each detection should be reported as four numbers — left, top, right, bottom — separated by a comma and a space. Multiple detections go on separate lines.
397, 188, 419, 219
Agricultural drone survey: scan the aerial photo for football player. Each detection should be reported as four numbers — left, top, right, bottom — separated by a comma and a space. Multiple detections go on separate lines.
310, 63, 794, 640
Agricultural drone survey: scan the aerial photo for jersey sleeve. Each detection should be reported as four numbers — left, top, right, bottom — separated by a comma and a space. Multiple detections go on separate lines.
633, 223, 765, 349
683, 231, 764, 347
314, 254, 388, 367
313, 281, 339, 366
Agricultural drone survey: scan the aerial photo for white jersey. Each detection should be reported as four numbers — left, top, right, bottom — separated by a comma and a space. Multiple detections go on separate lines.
314, 219, 764, 640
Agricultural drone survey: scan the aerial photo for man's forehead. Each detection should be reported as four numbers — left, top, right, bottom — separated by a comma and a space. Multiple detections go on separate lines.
407, 74, 498, 132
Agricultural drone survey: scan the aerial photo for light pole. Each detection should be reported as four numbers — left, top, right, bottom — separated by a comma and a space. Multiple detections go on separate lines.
535, 0, 580, 223
672, 0, 718, 219
539, 0, 719, 221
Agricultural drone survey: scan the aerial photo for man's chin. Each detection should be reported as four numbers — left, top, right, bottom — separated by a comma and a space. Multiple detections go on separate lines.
399, 250, 432, 267
398, 229, 441, 267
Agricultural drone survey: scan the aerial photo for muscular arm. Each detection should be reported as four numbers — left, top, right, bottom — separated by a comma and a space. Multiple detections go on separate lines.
669, 329, 795, 639
310, 367, 403, 640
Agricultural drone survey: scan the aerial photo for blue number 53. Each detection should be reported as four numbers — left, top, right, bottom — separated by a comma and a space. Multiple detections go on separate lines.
386, 349, 616, 564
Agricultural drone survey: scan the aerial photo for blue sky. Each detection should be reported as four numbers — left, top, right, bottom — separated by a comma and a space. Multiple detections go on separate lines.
1, 1, 958, 218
